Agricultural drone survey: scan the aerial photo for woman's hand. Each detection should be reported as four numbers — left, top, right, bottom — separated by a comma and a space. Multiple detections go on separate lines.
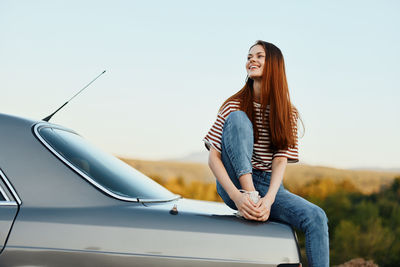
232, 191, 261, 220
255, 196, 274, 221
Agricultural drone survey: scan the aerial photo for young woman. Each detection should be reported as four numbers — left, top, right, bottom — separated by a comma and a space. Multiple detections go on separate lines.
203, 40, 329, 267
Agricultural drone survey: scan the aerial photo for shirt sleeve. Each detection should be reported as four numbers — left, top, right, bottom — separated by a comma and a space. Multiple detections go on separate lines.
203, 101, 239, 153
272, 113, 299, 163
203, 112, 225, 153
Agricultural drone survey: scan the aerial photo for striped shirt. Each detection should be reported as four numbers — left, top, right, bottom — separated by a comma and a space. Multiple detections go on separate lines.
203, 100, 299, 172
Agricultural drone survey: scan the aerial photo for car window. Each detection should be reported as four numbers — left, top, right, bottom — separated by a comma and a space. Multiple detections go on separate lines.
37, 127, 176, 201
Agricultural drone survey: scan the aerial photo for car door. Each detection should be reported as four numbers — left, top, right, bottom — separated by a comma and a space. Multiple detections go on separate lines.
0, 169, 20, 253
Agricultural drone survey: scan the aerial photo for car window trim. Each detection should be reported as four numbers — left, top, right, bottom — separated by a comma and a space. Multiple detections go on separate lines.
0, 182, 10, 201
33, 123, 181, 203
0, 201, 18, 206
0, 169, 22, 205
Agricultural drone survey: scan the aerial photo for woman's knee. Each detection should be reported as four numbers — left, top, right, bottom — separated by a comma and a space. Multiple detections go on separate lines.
315, 207, 328, 224
314, 207, 328, 228
224, 111, 253, 136
304, 206, 329, 231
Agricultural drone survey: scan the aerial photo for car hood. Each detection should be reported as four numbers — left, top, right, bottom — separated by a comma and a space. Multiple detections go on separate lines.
143, 197, 235, 216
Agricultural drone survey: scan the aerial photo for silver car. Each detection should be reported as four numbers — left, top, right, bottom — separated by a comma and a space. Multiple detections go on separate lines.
0, 113, 302, 267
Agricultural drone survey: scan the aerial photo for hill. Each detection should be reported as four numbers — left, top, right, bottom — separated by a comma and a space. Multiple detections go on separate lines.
119, 157, 399, 195
120, 158, 215, 183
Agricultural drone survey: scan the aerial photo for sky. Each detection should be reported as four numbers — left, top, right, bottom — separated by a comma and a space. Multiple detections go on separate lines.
1, 0, 399, 169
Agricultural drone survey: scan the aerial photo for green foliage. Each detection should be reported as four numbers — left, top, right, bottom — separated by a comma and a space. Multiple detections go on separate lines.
352, 201, 380, 230
321, 191, 354, 234
332, 220, 361, 263
315, 176, 400, 266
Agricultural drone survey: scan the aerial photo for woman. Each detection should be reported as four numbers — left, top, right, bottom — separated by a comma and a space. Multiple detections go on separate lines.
203, 40, 329, 267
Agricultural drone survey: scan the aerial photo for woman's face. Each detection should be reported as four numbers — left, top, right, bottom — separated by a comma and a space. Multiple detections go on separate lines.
246, 44, 265, 79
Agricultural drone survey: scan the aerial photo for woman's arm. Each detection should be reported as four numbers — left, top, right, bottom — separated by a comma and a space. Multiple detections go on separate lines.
256, 156, 288, 221
266, 156, 288, 202
208, 147, 260, 220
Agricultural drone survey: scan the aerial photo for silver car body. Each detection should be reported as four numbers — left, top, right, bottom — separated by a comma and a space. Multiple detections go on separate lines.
0, 113, 301, 266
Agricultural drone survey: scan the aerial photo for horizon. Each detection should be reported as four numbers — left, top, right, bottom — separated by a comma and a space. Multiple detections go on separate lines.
117, 150, 400, 173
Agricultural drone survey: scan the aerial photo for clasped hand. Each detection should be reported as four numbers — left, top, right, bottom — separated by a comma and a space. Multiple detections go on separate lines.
233, 193, 273, 221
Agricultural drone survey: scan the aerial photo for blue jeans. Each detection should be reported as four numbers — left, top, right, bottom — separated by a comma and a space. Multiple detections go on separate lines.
216, 111, 329, 267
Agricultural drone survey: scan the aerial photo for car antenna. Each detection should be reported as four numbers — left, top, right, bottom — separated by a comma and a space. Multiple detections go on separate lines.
42, 70, 106, 122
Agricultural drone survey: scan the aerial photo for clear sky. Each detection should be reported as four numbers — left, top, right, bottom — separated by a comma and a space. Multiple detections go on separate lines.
1, 0, 399, 169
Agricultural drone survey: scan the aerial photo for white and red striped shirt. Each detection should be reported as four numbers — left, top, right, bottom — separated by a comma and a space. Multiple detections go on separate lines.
203, 100, 299, 172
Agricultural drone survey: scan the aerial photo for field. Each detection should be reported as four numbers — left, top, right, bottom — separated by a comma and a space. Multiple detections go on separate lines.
120, 157, 399, 195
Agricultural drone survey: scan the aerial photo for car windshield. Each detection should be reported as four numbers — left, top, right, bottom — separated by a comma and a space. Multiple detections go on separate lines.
37, 126, 177, 201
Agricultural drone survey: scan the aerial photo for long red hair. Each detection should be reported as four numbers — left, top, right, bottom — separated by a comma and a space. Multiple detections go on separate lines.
221, 40, 301, 150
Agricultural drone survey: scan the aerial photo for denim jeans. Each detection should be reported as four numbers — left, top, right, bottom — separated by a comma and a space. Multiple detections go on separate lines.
216, 111, 329, 267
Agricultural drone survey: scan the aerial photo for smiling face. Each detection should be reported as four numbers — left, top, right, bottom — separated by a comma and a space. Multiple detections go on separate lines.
246, 44, 266, 80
